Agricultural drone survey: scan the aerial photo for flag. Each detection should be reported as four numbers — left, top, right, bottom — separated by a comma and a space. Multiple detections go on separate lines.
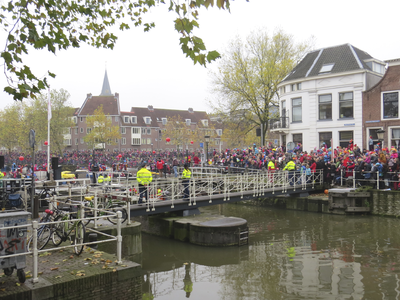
47, 88, 52, 121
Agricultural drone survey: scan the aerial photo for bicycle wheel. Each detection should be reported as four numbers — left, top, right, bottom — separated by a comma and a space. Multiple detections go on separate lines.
29, 226, 51, 250
107, 207, 128, 225
74, 222, 86, 255
51, 215, 65, 246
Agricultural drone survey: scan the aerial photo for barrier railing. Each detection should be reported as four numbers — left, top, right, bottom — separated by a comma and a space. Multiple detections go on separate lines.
0, 200, 123, 284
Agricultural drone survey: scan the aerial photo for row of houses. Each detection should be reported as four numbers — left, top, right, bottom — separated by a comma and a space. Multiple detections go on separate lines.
271, 43, 400, 152
66, 43, 399, 153
64, 71, 223, 152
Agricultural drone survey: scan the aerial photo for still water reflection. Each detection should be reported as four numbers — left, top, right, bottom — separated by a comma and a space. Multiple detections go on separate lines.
140, 204, 400, 300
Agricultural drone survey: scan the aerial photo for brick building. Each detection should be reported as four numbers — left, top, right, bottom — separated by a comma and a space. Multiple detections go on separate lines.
363, 59, 400, 150
65, 70, 222, 152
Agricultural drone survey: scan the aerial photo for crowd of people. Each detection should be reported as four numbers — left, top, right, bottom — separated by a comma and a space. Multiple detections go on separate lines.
1, 142, 399, 189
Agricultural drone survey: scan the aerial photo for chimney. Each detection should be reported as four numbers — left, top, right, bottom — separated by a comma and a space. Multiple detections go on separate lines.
188, 107, 194, 113
87, 93, 92, 98
148, 105, 154, 112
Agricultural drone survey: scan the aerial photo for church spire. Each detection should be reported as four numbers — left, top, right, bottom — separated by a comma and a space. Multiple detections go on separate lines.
100, 69, 112, 96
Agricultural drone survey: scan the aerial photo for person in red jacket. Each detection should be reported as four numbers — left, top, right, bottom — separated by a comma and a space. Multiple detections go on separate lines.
156, 158, 165, 178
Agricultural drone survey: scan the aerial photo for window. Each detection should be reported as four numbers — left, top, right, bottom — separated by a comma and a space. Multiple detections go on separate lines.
201, 120, 208, 127
132, 138, 140, 145
297, 83, 301, 90
74, 128, 78, 134
339, 131, 353, 148
69, 128, 72, 134
124, 116, 129, 123
383, 92, 399, 119
80, 138, 84, 144
64, 139, 71, 145
75, 138, 78, 145
339, 92, 353, 118
141, 128, 147, 135
107, 139, 111, 145
141, 138, 146, 145
319, 63, 334, 73
115, 116, 119, 122
122, 138, 126, 145
131, 116, 137, 124
391, 128, 400, 150
121, 127, 126, 134
144, 117, 151, 124
318, 94, 332, 120
147, 128, 151, 135
291, 84, 295, 92
292, 98, 302, 122
216, 129, 222, 136
80, 127, 83, 133
147, 138, 151, 145
319, 132, 332, 148
132, 127, 140, 134
80, 117, 83, 122
107, 116, 112, 122
87, 128, 92, 134
292, 133, 302, 145
162, 118, 167, 125
366, 61, 385, 74
185, 119, 191, 126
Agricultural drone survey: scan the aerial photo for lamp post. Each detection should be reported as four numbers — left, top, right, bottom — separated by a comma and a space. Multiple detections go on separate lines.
376, 129, 386, 149
204, 135, 210, 166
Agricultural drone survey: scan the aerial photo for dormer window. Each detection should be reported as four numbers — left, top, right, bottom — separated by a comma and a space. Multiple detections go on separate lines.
319, 63, 334, 74
201, 119, 208, 127
185, 119, 191, 126
144, 117, 151, 124
162, 118, 167, 125
131, 116, 137, 124
124, 116, 129, 123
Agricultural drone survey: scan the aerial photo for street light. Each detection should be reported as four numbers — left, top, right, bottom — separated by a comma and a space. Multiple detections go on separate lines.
376, 129, 386, 149
204, 135, 210, 165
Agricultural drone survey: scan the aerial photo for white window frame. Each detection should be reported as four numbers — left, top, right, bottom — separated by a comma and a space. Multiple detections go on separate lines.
131, 116, 137, 124
87, 128, 92, 134
162, 118, 167, 125
75, 138, 78, 145
80, 138, 84, 144
141, 128, 147, 135
124, 116, 129, 123
382, 90, 399, 120
339, 92, 354, 119
185, 119, 191, 126
144, 117, 151, 124
132, 138, 140, 145
292, 97, 302, 122
132, 127, 140, 135
121, 127, 126, 134
80, 127, 84, 133
122, 137, 126, 145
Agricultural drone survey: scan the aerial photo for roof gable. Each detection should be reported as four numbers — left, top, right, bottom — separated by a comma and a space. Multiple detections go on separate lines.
283, 44, 375, 82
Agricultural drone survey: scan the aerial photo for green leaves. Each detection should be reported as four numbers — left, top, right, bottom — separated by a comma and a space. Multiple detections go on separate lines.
0, 0, 234, 101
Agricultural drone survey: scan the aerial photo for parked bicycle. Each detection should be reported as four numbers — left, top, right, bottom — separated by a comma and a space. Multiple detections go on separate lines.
51, 202, 86, 255
83, 195, 128, 225
27, 209, 56, 251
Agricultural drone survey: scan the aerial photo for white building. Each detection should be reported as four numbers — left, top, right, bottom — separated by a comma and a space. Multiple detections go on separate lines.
272, 44, 386, 151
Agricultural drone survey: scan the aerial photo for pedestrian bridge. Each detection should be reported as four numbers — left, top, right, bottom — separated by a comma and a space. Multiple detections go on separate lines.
126, 169, 325, 217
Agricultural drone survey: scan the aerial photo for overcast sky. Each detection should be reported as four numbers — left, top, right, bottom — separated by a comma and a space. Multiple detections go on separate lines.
1, 0, 399, 113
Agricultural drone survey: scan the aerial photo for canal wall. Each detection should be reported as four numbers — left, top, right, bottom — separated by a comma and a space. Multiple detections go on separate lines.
251, 189, 400, 217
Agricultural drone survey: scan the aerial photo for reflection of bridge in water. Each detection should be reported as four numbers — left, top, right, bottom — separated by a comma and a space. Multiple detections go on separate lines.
129, 169, 325, 217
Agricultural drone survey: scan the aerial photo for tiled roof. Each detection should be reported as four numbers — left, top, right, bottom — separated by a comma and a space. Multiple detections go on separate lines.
78, 94, 120, 116
283, 44, 375, 82
120, 107, 209, 126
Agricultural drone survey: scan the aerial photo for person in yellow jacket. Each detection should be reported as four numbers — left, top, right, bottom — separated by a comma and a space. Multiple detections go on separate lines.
182, 164, 191, 201
104, 174, 111, 185
97, 174, 104, 184
137, 162, 153, 205
283, 158, 296, 186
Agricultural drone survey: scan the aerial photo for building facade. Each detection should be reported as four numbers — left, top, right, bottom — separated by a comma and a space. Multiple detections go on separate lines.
271, 44, 385, 151
363, 59, 400, 150
65, 71, 222, 152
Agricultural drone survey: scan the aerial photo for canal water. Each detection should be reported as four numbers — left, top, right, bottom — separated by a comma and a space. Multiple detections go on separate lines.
140, 204, 400, 300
